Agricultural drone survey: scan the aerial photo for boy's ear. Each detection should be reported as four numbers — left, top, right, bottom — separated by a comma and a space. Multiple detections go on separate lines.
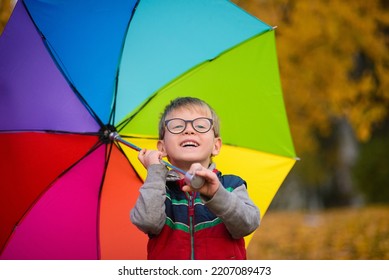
157, 140, 168, 157
212, 137, 222, 156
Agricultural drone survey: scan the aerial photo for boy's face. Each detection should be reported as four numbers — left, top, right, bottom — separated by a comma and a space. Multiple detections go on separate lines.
157, 107, 221, 170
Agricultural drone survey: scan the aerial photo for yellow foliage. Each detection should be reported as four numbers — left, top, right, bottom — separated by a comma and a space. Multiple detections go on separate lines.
234, 0, 389, 153
0, 0, 13, 35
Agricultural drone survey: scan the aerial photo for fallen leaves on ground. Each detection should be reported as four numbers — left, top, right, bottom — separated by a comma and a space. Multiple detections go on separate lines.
248, 205, 389, 259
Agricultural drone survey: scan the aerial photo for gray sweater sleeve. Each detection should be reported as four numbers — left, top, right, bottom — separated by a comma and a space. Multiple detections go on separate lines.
130, 164, 168, 235
201, 184, 260, 239
130, 164, 260, 239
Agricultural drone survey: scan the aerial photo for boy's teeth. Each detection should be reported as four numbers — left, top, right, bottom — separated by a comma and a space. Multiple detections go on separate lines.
182, 141, 198, 147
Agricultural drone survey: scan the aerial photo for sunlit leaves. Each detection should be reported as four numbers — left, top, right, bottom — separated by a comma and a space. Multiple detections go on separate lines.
0, 0, 12, 34
235, 0, 389, 153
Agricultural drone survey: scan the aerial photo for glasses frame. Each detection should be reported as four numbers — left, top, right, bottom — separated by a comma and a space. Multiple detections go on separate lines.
164, 117, 214, 135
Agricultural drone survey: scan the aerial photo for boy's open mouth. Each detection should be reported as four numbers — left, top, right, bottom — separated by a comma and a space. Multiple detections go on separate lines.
181, 141, 199, 147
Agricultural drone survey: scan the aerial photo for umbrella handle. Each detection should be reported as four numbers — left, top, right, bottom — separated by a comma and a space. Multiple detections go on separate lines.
109, 132, 204, 189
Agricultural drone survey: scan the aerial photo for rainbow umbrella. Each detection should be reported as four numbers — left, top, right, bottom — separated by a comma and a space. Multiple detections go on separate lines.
0, 0, 296, 259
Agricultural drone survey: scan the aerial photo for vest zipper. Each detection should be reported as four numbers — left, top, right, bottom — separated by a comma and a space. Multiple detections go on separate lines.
187, 192, 195, 260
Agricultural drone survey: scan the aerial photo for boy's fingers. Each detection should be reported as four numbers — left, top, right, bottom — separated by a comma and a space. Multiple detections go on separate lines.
182, 185, 192, 192
195, 169, 214, 180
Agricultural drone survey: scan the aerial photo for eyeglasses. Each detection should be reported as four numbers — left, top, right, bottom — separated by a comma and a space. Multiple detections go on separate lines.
165, 117, 213, 134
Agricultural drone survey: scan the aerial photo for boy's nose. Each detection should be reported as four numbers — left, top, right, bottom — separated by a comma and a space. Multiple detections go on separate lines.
184, 129, 195, 135
183, 124, 196, 134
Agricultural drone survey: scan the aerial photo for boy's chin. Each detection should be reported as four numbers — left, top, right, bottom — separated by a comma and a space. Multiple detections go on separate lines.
170, 157, 210, 168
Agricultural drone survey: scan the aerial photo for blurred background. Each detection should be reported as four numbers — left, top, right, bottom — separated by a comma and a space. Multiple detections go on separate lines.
231, 0, 389, 260
1, 0, 388, 259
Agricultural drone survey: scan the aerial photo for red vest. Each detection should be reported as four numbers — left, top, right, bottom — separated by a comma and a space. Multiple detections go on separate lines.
146, 174, 247, 260
147, 223, 246, 260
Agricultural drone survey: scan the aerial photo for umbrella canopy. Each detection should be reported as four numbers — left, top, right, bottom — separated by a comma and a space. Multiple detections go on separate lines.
0, 0, 296, 260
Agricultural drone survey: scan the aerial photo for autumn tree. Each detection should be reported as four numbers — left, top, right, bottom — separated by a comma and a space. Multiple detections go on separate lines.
0, 0, 13, 35
234, 0, 389, 207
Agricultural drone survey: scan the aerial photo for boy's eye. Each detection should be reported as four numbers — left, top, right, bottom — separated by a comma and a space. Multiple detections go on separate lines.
172, 124, 184, 130
167, 120, 186, 132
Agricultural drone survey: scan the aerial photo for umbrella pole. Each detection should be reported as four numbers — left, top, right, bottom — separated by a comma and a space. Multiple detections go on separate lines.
109, 132, 204, 189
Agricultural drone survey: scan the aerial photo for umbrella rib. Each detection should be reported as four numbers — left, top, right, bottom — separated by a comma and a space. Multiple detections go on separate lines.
95, 141, 116, 260
115, 92, 158, 132
115, 28, 275, 132
0, 138, 104, 256
110, 0, 141, 126
21, 1, 105, 128
0, 129, 100, 137
43, 47, 105, 127
110, 139, 146, 183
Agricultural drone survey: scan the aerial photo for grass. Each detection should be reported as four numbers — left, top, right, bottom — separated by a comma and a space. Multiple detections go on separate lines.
247, 205, 389, 260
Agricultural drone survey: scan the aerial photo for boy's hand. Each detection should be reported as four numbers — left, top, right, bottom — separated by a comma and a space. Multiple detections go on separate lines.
182, 163, 220, 198
138, 149, 163, 169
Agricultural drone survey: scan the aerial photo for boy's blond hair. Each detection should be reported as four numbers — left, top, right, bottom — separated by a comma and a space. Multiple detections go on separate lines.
159, 97, 220, 140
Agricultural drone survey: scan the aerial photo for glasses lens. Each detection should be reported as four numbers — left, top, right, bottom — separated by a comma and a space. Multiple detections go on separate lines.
166, 119, 186, 134
193, 118, 212, 133
165, 118, 213, 134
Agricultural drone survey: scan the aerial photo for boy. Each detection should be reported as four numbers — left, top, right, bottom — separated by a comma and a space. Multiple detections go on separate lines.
130, 97, 260, 259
